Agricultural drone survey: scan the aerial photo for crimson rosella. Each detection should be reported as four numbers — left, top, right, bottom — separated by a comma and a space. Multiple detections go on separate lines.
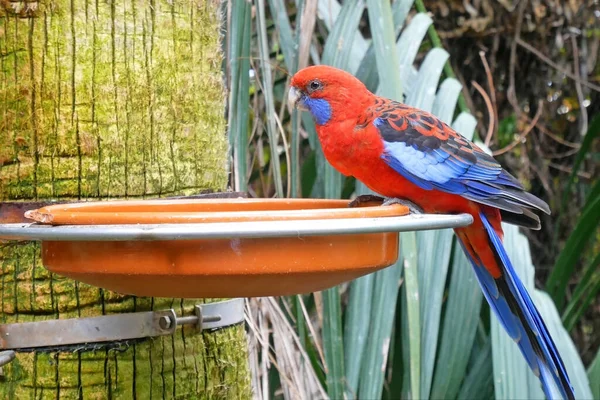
288, 65, 573, 400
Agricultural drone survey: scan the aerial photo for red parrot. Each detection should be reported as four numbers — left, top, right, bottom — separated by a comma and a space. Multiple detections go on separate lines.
288, 65, 573, 399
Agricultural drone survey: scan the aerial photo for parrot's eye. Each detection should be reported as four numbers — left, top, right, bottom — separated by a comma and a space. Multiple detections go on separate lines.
307, 80, 323, 93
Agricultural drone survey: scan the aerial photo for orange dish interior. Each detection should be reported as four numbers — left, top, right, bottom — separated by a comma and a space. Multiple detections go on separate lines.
27, 198, 408, 298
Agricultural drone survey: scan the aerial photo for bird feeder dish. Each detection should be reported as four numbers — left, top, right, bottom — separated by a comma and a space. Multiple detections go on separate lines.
0, 198, 473, 298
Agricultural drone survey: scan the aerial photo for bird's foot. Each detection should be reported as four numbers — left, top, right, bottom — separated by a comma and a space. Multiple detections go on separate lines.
348, 195, 423, 214
381, 197, 424, 214
348, 194, 385, 208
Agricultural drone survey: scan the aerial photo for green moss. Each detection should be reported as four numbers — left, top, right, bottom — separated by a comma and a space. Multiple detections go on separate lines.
0, 0, 228, 199
0, 0, 250, 398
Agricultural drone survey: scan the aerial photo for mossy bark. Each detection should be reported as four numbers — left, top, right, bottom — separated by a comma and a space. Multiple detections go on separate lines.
0, 0, 250, 398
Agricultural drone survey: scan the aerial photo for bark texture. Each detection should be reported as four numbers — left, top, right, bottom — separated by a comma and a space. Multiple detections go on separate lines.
0, 0, 250, 398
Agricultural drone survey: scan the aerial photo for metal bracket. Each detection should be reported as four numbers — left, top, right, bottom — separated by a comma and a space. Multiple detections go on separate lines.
0, 299, 244, 354
0, 350, 15, 367
156, 302, 241, 333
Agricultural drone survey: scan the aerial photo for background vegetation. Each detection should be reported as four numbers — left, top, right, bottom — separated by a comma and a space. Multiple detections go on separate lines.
0, 0, 251, 396
224, 0, 599, 398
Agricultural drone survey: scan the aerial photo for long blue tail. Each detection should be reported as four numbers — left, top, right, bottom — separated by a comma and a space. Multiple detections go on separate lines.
456, 212, 574, 399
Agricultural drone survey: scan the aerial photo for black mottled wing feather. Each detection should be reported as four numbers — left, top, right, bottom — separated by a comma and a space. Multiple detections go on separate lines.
369, 99, 550, 224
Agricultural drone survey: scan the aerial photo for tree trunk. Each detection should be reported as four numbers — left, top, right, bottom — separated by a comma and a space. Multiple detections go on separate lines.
0, 0, 250, 398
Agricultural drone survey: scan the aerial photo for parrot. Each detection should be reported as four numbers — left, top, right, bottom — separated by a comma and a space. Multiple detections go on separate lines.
288, 65, 574, 400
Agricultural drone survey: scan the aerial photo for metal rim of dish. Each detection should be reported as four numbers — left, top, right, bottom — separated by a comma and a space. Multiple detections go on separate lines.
0, 213, 473, 242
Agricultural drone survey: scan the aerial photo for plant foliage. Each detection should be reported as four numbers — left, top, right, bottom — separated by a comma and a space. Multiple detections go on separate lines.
226, 0, 596, 398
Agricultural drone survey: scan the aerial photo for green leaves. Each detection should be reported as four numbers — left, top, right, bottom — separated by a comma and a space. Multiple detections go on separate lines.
562, 250, 600, 331
547, 114, 600, 308
492, 224, 594, 399
557, 178, 600, 325
318, 3, 369, 396
401, 232, 420, 399
366, 0, 402, 100
588, 348, 600, 399
322, 287, 345, 398
343, 273, 374, 398
359, 263, 403, 399
431, 244, 483, 399
229, 0, 594, 398
227, 0, 252, 191
322, 0, 364, 70
255, 0, 284, 198
491, 224, 546, 400
429, 102, 483, 400
405, 45, 453, 400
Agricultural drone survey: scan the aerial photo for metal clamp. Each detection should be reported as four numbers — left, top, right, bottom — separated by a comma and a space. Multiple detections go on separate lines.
158, 305, 223, 332
0, 350, 15, 367
0, 298, 244, 351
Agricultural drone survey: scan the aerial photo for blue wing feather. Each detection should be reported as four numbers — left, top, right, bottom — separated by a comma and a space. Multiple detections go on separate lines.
372, 108, 551, 217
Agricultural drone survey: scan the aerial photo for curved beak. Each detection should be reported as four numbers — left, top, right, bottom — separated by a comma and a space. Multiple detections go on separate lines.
288, 87, 308, 111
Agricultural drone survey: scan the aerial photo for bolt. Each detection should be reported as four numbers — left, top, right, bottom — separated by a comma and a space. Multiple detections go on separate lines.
0, 350, 15, 376
159, 315, 172, 330
203, 315, 221, 323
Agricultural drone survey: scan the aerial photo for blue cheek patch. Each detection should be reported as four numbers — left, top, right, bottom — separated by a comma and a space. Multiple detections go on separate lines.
303, 97, 332, 125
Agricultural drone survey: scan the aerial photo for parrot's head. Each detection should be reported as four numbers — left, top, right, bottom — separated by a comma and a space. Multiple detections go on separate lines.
288, 66, 371, 126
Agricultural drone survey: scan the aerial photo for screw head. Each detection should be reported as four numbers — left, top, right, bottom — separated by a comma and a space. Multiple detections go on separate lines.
159, 315, 172, 330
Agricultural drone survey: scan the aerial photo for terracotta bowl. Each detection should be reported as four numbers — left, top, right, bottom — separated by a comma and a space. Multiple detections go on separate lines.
24, 198, 408, 298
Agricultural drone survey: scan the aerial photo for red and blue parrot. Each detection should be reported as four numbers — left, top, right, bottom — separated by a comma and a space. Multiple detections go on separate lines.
288, 65, 573, 399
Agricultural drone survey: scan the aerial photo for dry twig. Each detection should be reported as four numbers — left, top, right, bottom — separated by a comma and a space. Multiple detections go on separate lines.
452, 63, 485, 137
479, 51, 497, 147
570, 35, 589, 135
493, 100, 543, 156
546, 147, 581, 159
548, 162, 592, 180
517, 38, 600, 93
273, 112, 292, 197
535, 121, 580, 148
297, 0, 317, 71
472, 80, 495, 146
507, 0, 527, 116
245, 298, 327, 400
527, 136, 555, 199
296, 295, 326, 365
